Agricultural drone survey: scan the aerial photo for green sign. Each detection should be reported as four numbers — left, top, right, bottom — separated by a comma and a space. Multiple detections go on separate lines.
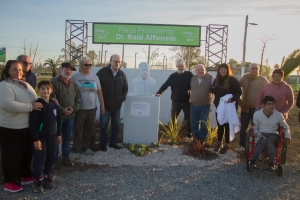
0, 47, 6, 62
93, 23, 200, 46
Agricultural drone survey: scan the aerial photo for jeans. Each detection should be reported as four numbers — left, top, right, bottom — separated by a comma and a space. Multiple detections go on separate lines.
240, 108, 256, 147
72, 108, 97, 153
56, 118, 74, 159
33, 136, 56, 180
190, 104, 210, 140
252, 133, 278, 163
171, 101, 191, 132
99, 108, 121, 146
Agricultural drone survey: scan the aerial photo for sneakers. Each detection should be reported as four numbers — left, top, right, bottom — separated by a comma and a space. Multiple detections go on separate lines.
235, 146, 245, 152
42, 177, 55, 189
63, 157, 74, 166
214, 142, 221, 152
21, 175, 43, 185
219, 144, 229, 154
4, 182, 23, 193
82, 148, 95, 155
249, 160, 257, 169
33, 180, 44, 193
99, 146, 107, 151
109, 144, 122, 149
73, 153, 81, 160
267, 163, 275, 172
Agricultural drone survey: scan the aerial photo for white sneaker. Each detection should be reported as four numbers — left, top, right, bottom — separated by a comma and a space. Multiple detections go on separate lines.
73, 153, 81, 160
235, 146, 245, 152
82, 148, 95, 156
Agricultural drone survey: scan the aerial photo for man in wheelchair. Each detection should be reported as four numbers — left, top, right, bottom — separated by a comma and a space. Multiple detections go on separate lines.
249, 96, 291, 171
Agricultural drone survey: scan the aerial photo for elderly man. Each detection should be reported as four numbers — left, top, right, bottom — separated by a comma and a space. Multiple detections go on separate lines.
237, 63, 268, 151
17, 54, 36, 88
133, 62, 156, 96
96, 54, 128, 151
51, 62, 81, 167
190, 64, 214, 143
156, 59, 193, 137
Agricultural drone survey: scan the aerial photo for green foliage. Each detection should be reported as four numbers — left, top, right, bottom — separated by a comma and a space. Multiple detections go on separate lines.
86, 50, 98, 66
159, 117, 185, 144
200, 119, 218, 147
282, 49, 300, 78
44, 58, 61, 77
123, 143, 157, 156
228, 59, 241, 67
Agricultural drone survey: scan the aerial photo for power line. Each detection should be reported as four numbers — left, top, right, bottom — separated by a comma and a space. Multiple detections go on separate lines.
0, 45, 61, 52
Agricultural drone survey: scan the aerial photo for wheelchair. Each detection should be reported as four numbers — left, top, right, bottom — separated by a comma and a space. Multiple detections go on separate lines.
246, 124, 287, 177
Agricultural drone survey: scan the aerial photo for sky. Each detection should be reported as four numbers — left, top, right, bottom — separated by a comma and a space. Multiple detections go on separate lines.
0, 0, 299, 70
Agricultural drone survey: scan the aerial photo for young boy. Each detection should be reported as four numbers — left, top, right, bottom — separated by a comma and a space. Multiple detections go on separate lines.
250, 95, 291, 171
29, 80, 62, 193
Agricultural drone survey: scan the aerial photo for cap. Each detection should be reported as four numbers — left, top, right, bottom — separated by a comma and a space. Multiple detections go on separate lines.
61, 62, 76, 71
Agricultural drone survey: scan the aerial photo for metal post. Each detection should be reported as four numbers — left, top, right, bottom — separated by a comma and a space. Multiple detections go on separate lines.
241, 15, 248, 76
100, 44, 103, 67
104, 50, 108, 67
147, 45, 151, 64
187, 47, 190, 70
135, 52, 138, 68
162, 54, 165, 70
122, 44, 124, 68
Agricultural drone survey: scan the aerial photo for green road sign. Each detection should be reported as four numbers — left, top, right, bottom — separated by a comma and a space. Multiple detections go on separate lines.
93, 23, 200, 46
0, 47, 6, 62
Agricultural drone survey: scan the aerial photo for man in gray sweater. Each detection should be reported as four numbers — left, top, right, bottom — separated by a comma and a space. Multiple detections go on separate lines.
250, 96, 291, 171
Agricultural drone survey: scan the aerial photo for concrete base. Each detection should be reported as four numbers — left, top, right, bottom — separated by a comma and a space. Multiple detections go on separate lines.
123, 94, 160, 145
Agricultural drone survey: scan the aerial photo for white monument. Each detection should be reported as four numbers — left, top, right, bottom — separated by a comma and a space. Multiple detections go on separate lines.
132, 62, 156, 96
123, 62, 160, 145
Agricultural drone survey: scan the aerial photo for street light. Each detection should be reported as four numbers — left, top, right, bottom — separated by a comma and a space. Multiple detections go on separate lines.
241, 15, 258, 76
104, 50, 108, 67
135, 52, 138, 68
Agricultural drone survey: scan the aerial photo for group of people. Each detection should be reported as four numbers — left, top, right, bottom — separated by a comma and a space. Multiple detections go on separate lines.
0, 54, 128, 193
0, 53, 295, 193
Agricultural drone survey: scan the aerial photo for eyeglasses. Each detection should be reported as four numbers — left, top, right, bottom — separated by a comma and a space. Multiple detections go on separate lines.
22, 61, 32, 66
265, 103, 275, 106
112, 60, 121, 64
84, 64, 92, 67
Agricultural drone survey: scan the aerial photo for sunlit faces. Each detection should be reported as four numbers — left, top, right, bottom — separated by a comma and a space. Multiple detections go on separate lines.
249, 64, 259, 76
83, 60, 92, 74
9, 63, 23, 80
110, 55, 121, 72
60, 67, 73, 79
20, 56, 32, 73
176, 64, 185, 73
272, 73, 283, 84
195, 65, 205, 78
38, 85, 53, 100
263, 101, 275, 114
219, 67, 228, 77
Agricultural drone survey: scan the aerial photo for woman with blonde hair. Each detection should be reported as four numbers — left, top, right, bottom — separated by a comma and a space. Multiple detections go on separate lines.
212, 63, 242, 154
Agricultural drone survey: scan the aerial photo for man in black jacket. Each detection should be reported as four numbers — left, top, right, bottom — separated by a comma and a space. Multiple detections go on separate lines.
17, 54, 36, 89
96, 54, 128, 151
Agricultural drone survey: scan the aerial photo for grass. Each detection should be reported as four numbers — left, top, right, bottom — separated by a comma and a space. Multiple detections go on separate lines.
123, 143, 158, 156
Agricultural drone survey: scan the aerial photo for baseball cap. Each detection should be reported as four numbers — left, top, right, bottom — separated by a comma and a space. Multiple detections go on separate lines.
61, 62, 76, 71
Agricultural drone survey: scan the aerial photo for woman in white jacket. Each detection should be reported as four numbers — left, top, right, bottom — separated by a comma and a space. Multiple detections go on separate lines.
212, 63, 242, 154
0, 60, 42, 193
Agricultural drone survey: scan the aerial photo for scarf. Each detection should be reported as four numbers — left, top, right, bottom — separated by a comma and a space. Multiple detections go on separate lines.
241, 73, 258, 113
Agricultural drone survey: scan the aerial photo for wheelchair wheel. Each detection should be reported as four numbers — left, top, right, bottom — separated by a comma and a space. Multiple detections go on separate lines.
276, 164, 284, 177
280, 142, 287, 165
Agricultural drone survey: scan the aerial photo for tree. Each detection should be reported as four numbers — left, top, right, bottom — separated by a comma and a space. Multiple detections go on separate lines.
169, 46, 205, 70
260, 35, 274, 74
142, 47, 160, 66
44, 58, 61, 77
281, 49, 300, 78
86, 50, 98, 66
19, 40, 42, 65
274, 63, 280, 69
260, 65, 272, 81
228, 59, 241, 67
59, 41, 84, 64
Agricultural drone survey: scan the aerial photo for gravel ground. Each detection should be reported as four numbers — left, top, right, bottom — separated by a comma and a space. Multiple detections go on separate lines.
1, 145, 300, 199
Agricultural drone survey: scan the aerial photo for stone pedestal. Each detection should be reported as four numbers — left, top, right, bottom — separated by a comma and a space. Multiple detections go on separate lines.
123, 94, 160, 145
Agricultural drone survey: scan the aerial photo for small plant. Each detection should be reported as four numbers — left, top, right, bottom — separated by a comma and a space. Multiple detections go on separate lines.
199, 118, 218, 147
123, 143, 158, 156
159, 117, 185, 145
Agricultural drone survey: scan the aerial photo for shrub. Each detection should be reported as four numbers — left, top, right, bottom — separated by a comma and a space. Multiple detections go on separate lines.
159, 117, 185, 145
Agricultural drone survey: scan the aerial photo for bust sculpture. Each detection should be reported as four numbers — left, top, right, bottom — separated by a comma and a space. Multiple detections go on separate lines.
132, 62, 156, 96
